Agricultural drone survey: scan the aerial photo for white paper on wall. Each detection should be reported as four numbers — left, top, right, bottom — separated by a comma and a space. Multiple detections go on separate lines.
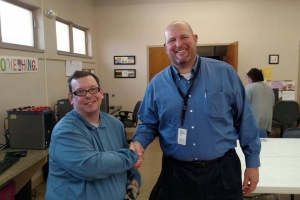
66, 61, 82, 76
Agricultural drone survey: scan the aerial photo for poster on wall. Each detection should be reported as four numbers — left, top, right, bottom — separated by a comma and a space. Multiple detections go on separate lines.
66, 61, 82, 76
281, 81, 295, 100
0, 55, 38, 73
271, 80, 296, 101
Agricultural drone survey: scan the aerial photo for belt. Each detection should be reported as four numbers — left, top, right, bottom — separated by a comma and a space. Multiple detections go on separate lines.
168, 148, 234, 168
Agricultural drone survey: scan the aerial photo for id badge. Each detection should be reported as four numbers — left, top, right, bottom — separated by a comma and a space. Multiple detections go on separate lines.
177, 126, 187, 145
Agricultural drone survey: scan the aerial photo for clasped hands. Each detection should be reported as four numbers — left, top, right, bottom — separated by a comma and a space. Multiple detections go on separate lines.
129, 142, 145, 169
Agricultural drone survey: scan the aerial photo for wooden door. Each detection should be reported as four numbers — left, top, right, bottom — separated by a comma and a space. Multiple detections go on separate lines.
148, 47, 171, 82
226, 41, 238, 72
148, 42, 239, 81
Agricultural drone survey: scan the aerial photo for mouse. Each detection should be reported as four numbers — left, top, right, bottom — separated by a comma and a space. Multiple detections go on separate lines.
14, 151, 27, 157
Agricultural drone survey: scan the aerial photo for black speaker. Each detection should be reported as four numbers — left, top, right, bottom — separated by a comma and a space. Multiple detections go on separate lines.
57, 99, 73, 121
100, 93, 109, 113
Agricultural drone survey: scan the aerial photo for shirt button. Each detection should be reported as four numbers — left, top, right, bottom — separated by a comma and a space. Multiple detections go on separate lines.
190, 110, 193, 112
195, 158, 198, 160
193, 143, 196, 146
189, 94, 192, 97
191, 126, 194, 129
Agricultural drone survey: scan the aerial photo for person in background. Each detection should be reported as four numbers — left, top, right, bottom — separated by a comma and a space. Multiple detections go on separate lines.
246, 68, 275, 135
46, 70, 141, 200
132, 21, 261, 199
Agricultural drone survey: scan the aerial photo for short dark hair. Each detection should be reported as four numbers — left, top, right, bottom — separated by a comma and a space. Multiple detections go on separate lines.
68, 70, 100, 93
247, 68, 264, 82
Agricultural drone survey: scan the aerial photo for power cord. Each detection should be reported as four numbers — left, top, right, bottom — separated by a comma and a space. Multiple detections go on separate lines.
1, 118, 9, 150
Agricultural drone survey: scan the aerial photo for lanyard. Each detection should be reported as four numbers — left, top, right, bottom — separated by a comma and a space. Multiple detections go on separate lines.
170, 58, 201, 125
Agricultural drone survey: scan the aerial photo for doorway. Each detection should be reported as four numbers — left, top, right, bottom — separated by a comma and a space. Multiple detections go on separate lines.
148, 42, 238, 82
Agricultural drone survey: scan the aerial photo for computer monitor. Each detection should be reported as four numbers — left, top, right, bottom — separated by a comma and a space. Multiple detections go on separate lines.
57, 99, 73, 121
100, 93, 109, 113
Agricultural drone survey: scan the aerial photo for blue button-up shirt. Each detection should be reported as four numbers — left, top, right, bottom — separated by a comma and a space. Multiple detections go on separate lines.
134, 55, 261, 168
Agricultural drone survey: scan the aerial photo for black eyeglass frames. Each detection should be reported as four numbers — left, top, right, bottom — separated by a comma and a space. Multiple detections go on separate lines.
72, 87, 100, 96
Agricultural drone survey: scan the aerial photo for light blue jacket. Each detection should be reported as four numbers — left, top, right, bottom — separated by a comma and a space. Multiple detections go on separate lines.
46, 110, 140, 200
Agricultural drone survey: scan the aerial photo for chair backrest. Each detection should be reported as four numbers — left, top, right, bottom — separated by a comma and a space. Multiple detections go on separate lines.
273, 100, 299, 126
283, 128, 300, 138
132, 101, 142, 125
259, 128, 268, 138
272, 89, 279, 104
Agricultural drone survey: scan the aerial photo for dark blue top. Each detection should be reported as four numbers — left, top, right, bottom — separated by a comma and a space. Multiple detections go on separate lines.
134, 55, 261, 168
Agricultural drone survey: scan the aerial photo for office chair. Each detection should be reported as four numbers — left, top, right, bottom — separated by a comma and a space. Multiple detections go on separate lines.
272, 100, 299, 137
115, 101, 142, 142
283, 127, 300, 138
272, 89, 279, 104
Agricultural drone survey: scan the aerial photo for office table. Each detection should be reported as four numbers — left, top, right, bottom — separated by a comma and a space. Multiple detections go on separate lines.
236, 138, 300, 194
109, 105, 122, 115
0, 149, 48, 194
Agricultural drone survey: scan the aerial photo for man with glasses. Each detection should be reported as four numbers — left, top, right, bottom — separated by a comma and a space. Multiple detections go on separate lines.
46, 70, 141, 200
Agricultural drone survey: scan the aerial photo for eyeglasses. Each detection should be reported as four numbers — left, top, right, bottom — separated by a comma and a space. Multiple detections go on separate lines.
72, 87, 100, 96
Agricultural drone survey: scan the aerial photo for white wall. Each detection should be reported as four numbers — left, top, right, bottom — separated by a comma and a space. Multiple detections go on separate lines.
96, 0, 300, 110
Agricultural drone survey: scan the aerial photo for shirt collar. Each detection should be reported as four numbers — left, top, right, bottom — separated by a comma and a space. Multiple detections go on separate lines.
171, 55, 200, 80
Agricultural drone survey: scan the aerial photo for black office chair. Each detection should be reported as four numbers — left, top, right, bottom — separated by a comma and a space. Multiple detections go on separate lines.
272, 89, 279, 104
115, 101, 142, 142
272, 100, 299, 137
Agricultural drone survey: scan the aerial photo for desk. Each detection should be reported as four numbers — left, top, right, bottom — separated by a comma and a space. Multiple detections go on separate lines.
0, 149, 48, 194
236, 138, 300, 194
109, 105, 122, 115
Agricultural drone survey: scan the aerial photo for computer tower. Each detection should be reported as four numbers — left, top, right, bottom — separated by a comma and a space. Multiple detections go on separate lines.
8, 111, 53, 150
100, 93, 109, 113
57, 99, 73, 121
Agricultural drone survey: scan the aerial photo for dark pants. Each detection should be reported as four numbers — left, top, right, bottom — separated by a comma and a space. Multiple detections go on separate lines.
150, 149, 243, 200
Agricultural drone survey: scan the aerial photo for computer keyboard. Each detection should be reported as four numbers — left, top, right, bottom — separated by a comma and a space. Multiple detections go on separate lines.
0, 156, 20, 174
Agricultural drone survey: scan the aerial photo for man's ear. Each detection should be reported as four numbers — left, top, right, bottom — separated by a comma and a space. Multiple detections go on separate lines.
99, 87, 104, 99
194, 34, 198, 43
68, 93, 74, 105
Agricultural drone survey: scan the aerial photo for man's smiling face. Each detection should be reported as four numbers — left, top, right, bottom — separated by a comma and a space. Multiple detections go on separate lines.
164, 22, 198, 69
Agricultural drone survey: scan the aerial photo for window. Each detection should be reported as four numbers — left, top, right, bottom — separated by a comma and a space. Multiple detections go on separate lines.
56, 21, 70, 52
56, 18, 90, 58
0, 0, 43, 52
73, 27, 86, 55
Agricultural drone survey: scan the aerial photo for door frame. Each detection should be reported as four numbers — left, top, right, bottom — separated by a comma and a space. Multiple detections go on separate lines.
147, 42, 238, 82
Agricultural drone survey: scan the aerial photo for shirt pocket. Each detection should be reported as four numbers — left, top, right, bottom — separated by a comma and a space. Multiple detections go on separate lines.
205, 92, 227, 119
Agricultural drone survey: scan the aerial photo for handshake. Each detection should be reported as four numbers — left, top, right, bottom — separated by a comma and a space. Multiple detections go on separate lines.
129, 142, 145, 169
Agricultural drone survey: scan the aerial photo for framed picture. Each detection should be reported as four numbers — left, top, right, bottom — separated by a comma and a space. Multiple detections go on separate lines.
114, 56, 135, 65
114, 69, 136, 78
269, 55, 279, 64
83, 69, 95, 74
